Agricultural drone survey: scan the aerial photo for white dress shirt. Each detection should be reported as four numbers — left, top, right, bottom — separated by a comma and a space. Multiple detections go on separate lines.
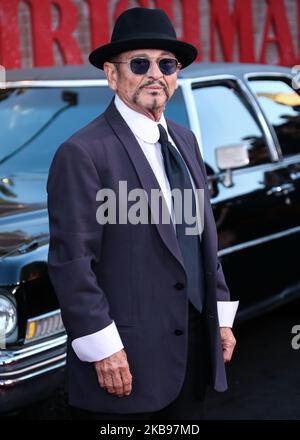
72, 94, 239, 362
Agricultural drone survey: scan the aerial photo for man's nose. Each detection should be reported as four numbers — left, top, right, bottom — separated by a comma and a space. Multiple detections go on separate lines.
147, 60, 163, 79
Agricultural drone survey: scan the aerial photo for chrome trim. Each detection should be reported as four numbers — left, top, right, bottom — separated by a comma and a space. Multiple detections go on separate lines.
213, 157, 289, 179
180, 79, 204, 154
0, 360, 66, 386
266, 182, 295, 196
0, 353, 66, 377
25, 309, 64, 344
0, 334, 67, 366
4, 77, 186, 88
3, 79, 108, 88
280, 152, 300, 166
190, 73, 238, 83
244, 71, 293, 81
218, 225, 300, 257
27, 308, 62, 321
236, 281, 300, 324
235, 77, 280, 161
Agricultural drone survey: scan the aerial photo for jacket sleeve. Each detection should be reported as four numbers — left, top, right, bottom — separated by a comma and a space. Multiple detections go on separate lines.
190, 132, 239, 326
46, 140, 123, 356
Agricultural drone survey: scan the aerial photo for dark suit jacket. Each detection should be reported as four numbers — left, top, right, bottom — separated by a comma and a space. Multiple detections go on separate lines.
47, 99, 231, 413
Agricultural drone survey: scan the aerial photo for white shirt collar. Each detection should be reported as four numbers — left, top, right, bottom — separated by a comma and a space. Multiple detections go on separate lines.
114, 94, 169, 144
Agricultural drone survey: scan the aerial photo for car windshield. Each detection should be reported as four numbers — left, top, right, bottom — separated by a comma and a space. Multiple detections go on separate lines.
0, 85, 189, 177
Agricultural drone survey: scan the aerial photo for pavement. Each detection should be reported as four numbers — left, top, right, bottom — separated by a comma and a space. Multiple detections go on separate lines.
205, 298, 300, 420
2, 298, 300, 420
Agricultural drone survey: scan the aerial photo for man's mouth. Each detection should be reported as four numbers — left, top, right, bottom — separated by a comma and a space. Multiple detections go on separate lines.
143, 86, 164, 90
142, 81, 167, 91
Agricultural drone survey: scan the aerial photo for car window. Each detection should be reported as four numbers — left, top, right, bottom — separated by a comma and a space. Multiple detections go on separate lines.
165, 86, 190, 129
248, 78, 300, 157
192, 81, 271, 173
0, 86, 114, 175
0, 85, 188, 177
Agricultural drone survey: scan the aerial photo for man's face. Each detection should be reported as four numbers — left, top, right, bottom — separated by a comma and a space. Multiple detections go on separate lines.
104, 48, 180, 118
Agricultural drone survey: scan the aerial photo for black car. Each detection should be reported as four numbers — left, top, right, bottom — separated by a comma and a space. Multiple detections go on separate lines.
1, 62, 300, 413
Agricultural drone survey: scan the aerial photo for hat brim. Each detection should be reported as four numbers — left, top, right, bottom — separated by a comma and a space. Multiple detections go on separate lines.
89, 38, 197, 70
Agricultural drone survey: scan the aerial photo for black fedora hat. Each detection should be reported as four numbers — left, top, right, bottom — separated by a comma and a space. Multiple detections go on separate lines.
89, 7, 198, 70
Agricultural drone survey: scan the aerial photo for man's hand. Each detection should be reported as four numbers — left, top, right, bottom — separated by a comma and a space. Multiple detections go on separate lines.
94, 349, 132, 397
220, 327, 236, 363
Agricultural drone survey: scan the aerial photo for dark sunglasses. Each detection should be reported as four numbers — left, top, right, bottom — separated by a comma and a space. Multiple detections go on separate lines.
111, 57, 181, 75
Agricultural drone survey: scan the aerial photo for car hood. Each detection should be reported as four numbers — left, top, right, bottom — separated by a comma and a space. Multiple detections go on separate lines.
0, 209, 49, 259
0, 208, 49, 289
0, 172, 47, 216
0, 173, 49, 256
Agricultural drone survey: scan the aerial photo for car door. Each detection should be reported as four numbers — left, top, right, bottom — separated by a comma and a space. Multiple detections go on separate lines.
191, 75, 300, 320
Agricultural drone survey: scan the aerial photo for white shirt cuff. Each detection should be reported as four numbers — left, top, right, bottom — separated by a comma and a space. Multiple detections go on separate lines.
217, 301, 239, 327
71, 321, 124, 362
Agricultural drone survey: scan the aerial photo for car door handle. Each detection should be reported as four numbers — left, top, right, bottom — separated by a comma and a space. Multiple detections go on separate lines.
266, 182, 295, 196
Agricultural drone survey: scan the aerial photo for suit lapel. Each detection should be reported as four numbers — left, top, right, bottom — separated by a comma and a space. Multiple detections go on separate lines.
104, 100, 184, 269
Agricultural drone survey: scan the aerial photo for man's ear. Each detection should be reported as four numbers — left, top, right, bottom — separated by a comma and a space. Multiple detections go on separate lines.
103, 62, 118, 91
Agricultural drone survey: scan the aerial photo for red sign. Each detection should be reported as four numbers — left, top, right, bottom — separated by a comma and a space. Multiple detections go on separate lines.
0, 0, 298, 69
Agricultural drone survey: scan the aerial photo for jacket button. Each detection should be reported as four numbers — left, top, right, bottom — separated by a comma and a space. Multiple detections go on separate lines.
174, 282, 184, 290
174, 329, 183, 336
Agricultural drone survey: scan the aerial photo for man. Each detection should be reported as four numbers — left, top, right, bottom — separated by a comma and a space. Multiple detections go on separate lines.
47, 7, 239, 420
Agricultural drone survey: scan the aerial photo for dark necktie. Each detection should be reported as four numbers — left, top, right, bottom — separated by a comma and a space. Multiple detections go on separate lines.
157, 124, 205, 312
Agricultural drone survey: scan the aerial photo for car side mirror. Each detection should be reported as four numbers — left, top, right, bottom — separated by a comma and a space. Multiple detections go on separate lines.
215, 143, 250, 187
